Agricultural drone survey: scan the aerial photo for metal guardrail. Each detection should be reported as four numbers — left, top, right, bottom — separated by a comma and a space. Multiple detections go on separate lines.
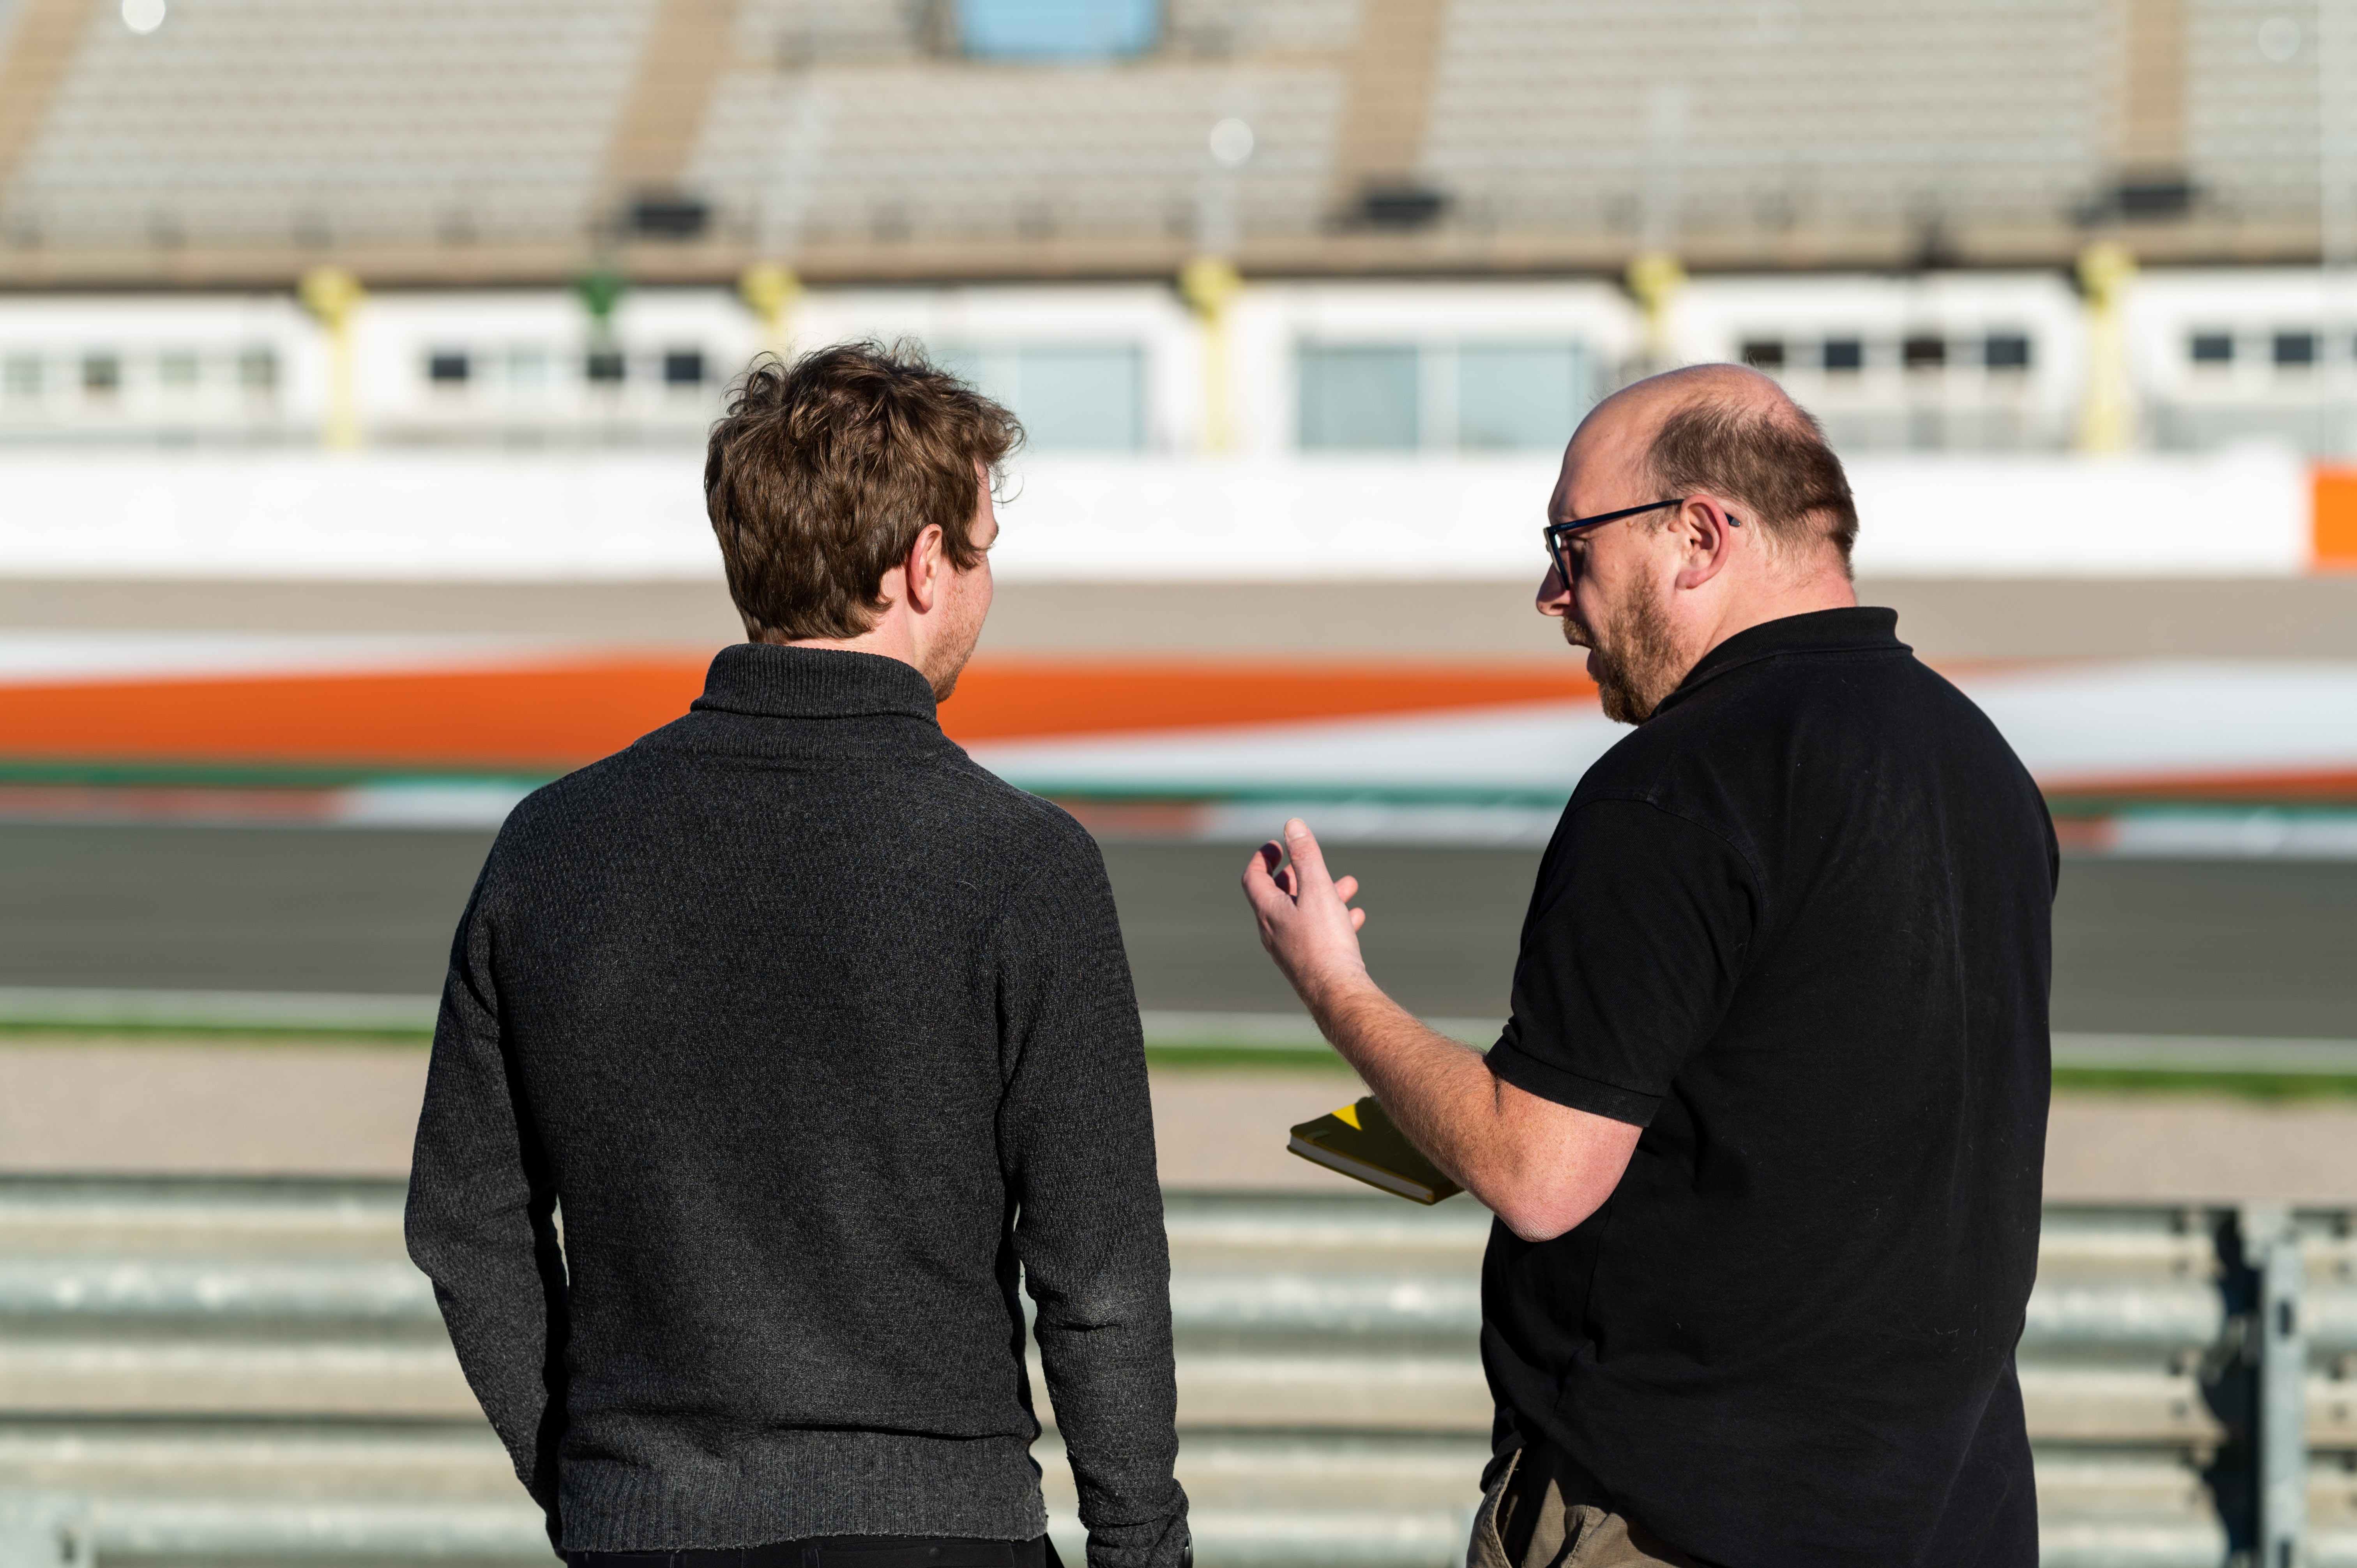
0, 1176, 2350, 1568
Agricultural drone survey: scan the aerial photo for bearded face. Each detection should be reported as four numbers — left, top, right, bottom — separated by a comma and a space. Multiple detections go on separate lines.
1564, 575, 1687, 724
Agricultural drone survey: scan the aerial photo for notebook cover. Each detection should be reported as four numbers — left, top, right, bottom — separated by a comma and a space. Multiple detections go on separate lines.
1286, 1095, 1463, 1205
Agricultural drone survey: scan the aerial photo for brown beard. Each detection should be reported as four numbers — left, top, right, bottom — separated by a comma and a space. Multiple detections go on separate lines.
1565, 583, 1686, 724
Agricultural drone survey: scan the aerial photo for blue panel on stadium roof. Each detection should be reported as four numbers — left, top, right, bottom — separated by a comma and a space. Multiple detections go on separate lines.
960, 0, 1161, 60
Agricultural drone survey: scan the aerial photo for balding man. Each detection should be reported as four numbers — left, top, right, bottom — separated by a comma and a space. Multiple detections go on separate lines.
1244, 366, 2053, 1567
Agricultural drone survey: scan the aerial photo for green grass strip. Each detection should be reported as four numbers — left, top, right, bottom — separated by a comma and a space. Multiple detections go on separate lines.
0, 1020, 431, 1046
2051, 1067, 2357, 1099
1144, 1044, 1356, 1072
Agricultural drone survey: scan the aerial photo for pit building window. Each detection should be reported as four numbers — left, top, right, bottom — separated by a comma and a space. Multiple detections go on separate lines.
959, 0, 1159, 60
1984, 334, 2032, 371
1296, 340, 1590, 452
941, 343, 1145, 452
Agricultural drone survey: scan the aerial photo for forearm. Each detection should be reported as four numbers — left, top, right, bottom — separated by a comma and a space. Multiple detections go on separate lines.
1297, 971, 1543, 1222
1019, 1161, 1190, 1568
997, 861, 1190, 1568
1244, 819, 1637, 1241
1031, 1295, 1188, 1568
408, 1154, 571, 1524
407, 933, 570, 1539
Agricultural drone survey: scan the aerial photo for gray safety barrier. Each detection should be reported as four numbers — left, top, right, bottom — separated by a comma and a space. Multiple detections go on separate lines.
0, 1175, 2350, 1568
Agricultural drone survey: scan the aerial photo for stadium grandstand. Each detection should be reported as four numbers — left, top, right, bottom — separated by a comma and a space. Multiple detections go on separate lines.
0, 0, 2348, 284
1, 0, 2356, 466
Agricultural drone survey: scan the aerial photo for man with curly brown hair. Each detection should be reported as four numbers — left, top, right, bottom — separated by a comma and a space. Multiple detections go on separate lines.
409, 342, 1189, 1568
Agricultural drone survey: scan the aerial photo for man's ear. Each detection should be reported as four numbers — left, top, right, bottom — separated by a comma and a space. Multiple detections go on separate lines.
902, 525, 945, 615
1673, 498, 1739, 591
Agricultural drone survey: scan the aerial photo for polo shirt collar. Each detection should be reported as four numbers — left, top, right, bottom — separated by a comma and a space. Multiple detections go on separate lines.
691, 642, 941, 725
1654, 606, 1906, 716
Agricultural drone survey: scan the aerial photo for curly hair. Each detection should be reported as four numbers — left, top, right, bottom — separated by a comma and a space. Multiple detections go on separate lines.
705, 340, 1024, 641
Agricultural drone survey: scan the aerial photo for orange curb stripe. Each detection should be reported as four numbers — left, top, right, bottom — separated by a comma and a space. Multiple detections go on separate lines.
0, 660, 709, 769
0, 657, 1599, 770
2313, 468, 2357, 568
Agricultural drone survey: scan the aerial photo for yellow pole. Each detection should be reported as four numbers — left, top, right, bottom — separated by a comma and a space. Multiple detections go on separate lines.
738, 262, 802, 357
1624, 250, 1687, 373
2075, 242, 2139, 454
1178, 254, 1242, 453
297, 266, 365, 451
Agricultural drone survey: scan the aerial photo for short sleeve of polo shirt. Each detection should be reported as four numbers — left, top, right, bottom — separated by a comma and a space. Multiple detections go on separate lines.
1486, 796, 1760, 1127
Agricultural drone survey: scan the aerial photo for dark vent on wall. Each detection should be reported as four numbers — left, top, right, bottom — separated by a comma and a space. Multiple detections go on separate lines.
1355, 185, 1448, 230
626, 192, 711, 240
2115, 177, 2193, 219
2080, 175, 2195, 225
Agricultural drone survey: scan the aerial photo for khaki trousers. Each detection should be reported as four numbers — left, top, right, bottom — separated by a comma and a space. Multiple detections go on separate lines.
1467, 1442, 1701, 1568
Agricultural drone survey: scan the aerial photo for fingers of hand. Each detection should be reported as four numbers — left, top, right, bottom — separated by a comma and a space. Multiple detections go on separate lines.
1282, 818, 1336, 892
1246, 824, 1366, 937
1239, 842, 1289, 923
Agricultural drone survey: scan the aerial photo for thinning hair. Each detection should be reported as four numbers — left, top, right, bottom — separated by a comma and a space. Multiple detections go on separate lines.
1644, 394, 1859, 574
704, 340, 1023, 642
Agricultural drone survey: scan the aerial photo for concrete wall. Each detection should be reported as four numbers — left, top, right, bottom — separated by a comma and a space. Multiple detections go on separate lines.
0, 445, 2328, 583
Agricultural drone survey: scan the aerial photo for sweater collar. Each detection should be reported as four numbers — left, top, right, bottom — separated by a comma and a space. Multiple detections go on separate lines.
1652, 606, 1907, 717
691, 643, 941, 725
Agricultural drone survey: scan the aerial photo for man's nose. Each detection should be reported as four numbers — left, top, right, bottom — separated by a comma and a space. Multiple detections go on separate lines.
1536, 562, 1571, 614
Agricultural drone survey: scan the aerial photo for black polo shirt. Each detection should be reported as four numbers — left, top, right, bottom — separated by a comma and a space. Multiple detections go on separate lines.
1482, 607, 2055, 1568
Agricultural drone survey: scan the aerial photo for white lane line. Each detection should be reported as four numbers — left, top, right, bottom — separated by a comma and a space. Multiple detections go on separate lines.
0, 632, 599, 685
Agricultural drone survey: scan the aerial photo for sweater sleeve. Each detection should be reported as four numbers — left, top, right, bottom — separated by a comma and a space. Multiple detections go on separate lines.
405, 875, 572, 1552
994, 845, 1190, 1568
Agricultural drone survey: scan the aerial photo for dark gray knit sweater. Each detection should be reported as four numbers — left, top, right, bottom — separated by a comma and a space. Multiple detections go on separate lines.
406, 643, 1187, 1568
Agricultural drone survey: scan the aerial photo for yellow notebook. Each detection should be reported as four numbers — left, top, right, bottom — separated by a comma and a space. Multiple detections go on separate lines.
1286, 1096, 1463, 1205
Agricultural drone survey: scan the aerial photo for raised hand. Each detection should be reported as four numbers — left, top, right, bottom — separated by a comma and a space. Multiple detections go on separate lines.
1239, 818, 1369, 1010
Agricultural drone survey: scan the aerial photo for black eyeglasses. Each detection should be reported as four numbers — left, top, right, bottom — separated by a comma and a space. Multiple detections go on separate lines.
1541, 497, 1742, 582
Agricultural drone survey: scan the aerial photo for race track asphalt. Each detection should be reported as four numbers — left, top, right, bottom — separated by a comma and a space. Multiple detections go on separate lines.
0, 823, 2351, 1040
